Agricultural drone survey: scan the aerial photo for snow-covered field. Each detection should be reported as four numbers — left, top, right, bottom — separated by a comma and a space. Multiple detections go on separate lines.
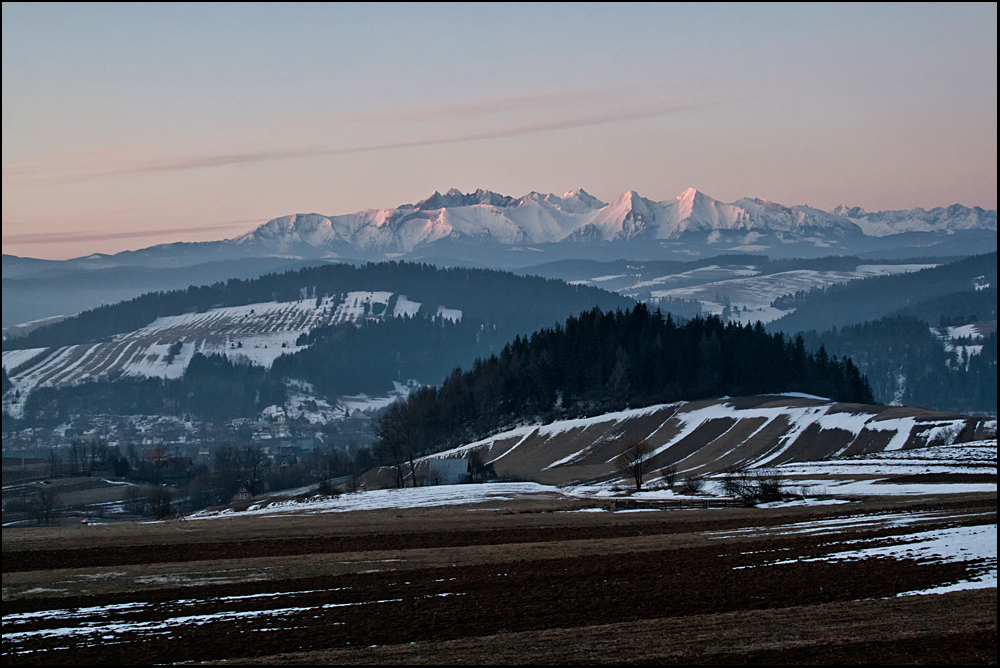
189, 424, 996, 522
777, 439, 996, 476
282, 377, 421, 423
1, 292, 460, 417
559, 263, 938, 325
714, 512, 997, 596
646, 264, 935, 324
188, 482, 561, 519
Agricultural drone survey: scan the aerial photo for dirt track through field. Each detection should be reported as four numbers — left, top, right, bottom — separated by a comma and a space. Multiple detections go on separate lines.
2, 495, 996, 664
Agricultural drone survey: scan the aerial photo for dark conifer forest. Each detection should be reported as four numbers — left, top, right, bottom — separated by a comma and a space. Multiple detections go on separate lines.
802, 316, 997, 415
22, 354, 286, 425
377, 305, 874, 459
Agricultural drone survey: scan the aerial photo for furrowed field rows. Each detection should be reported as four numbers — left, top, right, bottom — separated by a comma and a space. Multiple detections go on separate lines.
2, 496, 995, 664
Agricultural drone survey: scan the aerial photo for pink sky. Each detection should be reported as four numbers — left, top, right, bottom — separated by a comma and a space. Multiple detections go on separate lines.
3, 4, 996, 260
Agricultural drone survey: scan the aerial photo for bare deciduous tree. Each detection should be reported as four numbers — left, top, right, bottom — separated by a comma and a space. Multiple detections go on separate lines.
616, 440, 653, 492
33, 487, 60, 525
147, 485, 173, 519
47, 447, 61, 478
374, 401, 420, 487
241, 444, 269, 494
660, 464, 678, 489
467, 450, 497, 482
124, 485, 147, 515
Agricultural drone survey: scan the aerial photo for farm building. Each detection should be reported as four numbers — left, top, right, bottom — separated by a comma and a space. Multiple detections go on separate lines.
427, 458, 471, 486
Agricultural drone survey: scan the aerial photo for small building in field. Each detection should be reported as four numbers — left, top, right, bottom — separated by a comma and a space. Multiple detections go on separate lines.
427, 458, 471, 486
232, 483, 252, 503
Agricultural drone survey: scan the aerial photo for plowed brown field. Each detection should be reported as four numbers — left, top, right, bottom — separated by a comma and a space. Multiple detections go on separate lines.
2, 493, 995, 664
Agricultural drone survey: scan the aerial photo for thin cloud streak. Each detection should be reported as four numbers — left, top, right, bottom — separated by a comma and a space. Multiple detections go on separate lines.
348, 90, 608, 123
2, 219, 263, 246
5, 99, 724, 186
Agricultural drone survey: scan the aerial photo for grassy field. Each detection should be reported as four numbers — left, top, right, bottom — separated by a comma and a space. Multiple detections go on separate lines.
2, 490, 995, 664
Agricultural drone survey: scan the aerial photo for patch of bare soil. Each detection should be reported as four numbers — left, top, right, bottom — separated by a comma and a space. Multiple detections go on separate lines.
219, 590, 998, 665
4, 497, 993, 573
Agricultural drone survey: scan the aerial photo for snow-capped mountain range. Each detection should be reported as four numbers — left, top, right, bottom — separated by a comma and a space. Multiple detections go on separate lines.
4, 188, 996, 282
234, 187, 996, 261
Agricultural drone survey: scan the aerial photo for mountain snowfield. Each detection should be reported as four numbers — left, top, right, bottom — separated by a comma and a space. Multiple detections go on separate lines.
231, 187, 997, 258
0, 291, 460, 418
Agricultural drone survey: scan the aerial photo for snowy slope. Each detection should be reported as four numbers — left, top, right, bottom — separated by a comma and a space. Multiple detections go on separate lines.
414, 397, 995, 488
650, 264, 937, 324
563, 261, 937, 324
1, 292, 461, 416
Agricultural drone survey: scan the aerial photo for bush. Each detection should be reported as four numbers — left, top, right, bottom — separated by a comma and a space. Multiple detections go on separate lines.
316, 479, 341, 497
721, 466, 784, 506
660, 465, 678, 489
679, 475, 704, 495
147, 485, 173, 519
124, 484, 173, 518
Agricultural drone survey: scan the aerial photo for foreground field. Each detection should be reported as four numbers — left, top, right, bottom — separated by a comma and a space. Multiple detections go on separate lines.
2, 491, 996, 664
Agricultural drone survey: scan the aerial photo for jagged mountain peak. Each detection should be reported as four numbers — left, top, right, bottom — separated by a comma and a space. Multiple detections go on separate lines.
571, 190, 662, 241
609, 189, 658, 214
414, 188, 517, 211
676, 188, 732, 225
561, 188, 606, 210
518, 189, 607, 215
676, 186, 701, 201
833, 204, 866, 218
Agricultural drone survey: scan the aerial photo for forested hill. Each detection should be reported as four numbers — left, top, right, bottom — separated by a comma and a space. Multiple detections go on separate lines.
379, 305, 874, 458
802, 316, 997, 415
768, 252, 997, 334
3, 262, 635, 351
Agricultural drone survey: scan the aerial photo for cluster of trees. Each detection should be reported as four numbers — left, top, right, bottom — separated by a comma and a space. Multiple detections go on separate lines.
371, 305, 874, 471
764, 252, 997, 415
901, 288, 996, 328
6, 260, 636, 426
3, 487, 62, 525
20, 354, 285, 426
275, 314, 517, 397
802, 316, 997, 414
8, 438, 381, 522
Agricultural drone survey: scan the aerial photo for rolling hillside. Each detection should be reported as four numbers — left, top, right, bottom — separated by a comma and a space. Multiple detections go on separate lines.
410, 396, 995, 488
522, 256, 940, 324
769, 252, 996, 333
2, 263, 635, 421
